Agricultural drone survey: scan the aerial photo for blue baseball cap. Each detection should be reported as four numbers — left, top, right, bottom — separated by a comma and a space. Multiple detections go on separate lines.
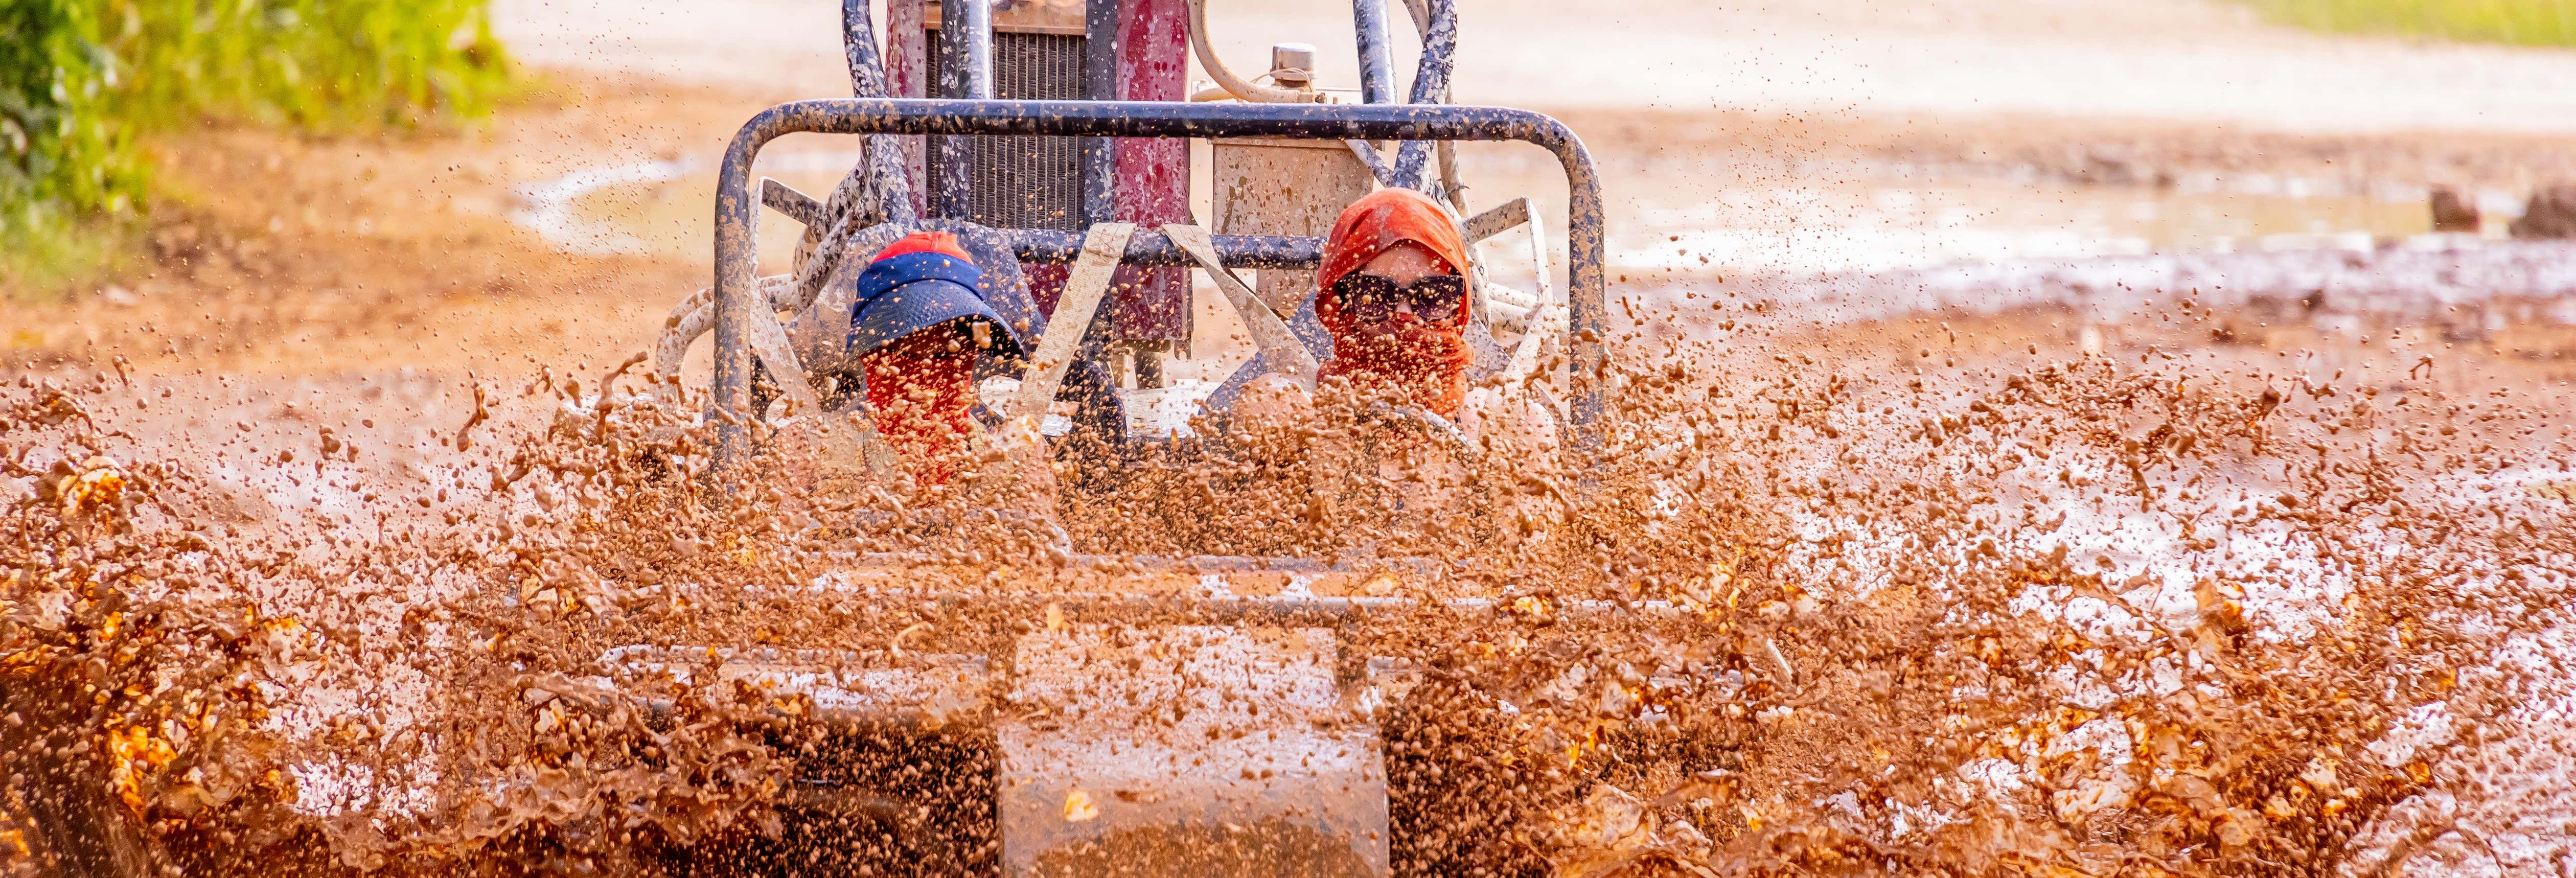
844, 232, 1018, 356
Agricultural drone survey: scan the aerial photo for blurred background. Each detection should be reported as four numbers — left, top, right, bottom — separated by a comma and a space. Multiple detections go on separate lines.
4, 0, 2574, 372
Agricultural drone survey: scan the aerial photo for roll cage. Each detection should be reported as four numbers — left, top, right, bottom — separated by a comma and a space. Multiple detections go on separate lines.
704, 97, 1609, 476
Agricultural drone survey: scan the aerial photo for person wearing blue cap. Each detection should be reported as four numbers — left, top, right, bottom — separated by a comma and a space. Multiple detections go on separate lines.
844, 231, 1022, 488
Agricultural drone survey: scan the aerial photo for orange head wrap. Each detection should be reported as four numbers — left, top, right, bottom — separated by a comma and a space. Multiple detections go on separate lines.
1313, 188, 1474, 417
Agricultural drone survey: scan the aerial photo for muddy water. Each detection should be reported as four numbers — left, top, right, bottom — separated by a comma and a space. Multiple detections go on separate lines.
6, 292, 2572, 875
17, 0, 2576, 866
10, 81, 2576, 878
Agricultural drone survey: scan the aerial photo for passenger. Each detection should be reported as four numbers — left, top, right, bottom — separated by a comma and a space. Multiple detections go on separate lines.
1316, 187, 1475, 415
843, 232, 1018, 489
1235, 188, 1558, 458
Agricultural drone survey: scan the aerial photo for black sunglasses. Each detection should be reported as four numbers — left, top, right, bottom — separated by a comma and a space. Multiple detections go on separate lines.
1332, 272, 1466, 324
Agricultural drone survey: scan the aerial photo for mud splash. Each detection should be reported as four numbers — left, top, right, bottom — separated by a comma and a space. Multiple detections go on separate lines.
4, 318, 2571, 875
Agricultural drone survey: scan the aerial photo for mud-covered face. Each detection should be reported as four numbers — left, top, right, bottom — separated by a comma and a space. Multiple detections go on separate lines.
1335, 242, 1463, 342
864, 319, 979, 487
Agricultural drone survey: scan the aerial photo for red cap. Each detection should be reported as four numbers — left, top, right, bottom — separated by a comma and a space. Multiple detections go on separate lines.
874, 230, 977, 263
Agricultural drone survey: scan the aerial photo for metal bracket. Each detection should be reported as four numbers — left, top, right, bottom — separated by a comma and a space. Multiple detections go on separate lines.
1010, 222, 1137, 422
761, 177, 828, 227
1463, 196, 1557, 336
1462, 196, 1529, 244
1164, 223, 1318, 391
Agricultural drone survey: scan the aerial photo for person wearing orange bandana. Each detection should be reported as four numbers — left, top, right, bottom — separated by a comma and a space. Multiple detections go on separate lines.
1236, 188, 1558, 454
1225, 187, 1563, 548
1311, 187, 1478, 418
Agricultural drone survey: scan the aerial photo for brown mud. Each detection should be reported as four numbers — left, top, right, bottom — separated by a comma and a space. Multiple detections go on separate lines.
1028, 819, 1380, 878
6, 72, 2576, 877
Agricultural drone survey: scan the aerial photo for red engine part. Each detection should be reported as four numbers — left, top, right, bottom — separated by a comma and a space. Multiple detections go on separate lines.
886, 0, 1192, 343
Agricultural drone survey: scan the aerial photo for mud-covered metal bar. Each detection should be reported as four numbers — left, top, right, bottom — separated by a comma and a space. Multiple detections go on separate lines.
710, 98, 1608, 472
760, 177, 1318, 265
929, 2, 993, 218
1389, 0, 1457, 189
841, 0, 889, 98
1079, 0, 1119, 224
1351, 0, 1397, 105
837, 0, 916, 225
998, 228, 1320, 267
956, 0, 994, 100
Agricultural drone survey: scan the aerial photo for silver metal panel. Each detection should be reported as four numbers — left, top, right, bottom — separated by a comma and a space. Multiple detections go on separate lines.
600, 646, 994, 726
1211, 137, 1377, 316
997, 626, 1392, 877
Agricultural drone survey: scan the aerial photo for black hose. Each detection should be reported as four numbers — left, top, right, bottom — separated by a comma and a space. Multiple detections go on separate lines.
1390, 0, 1456, 190
842, 0, 888, 98
1352, 0, 1398, 105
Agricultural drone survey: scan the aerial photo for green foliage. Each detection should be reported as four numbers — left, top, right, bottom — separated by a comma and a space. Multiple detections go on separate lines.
105, 0, 512, 131
2, 1, 141, 255
2, 0, 509, 292
2237, 0, 2576, 47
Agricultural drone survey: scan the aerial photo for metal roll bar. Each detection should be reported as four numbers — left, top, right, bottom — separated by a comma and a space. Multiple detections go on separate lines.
1389, 0, 1457, 190
840, 0, 890, 98
710, 98, 1608, 473
1000, 228, 1322, 267
760, 177, 1322, 266
930, 0, 995, 218
1079, 0, 1120, 224
1351, 0, 1399, 105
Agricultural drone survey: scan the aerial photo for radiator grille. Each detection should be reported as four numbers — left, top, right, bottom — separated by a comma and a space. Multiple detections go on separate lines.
926, 30, 1085, 230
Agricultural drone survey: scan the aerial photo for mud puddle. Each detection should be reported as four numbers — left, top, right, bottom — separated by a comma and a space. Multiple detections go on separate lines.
7, 297, 2573, 875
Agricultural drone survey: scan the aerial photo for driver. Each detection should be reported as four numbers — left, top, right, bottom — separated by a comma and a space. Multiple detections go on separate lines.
1226, 188, 1563, 551
1312, 187, 1477, 417
1232, 187, 1470, 429
843, 231, 1018, 488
